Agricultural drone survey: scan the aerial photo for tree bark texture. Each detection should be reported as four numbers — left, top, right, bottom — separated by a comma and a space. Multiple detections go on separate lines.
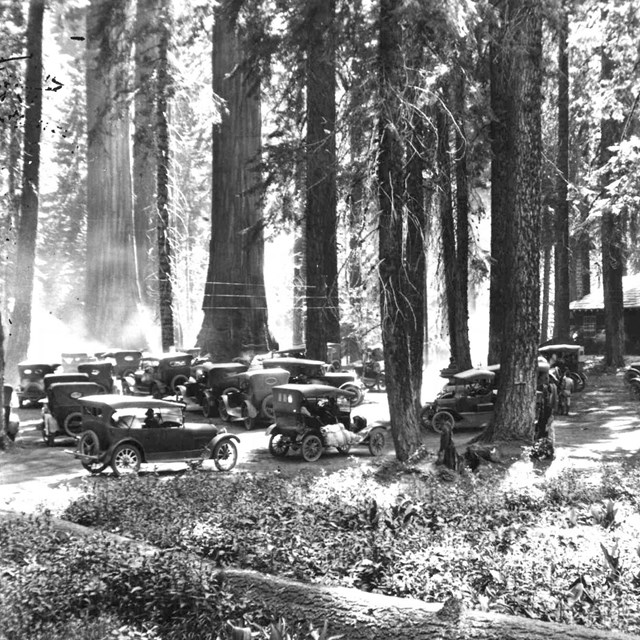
482, 0, 542, 444
377, 0, 422, 461
304, 0, 340, 362
198, 6, 272, 360
599, 37, 625, 367
1, 510, 636, 640
554, 7, 571, 340
487, 12, 509, 366
133, 0, 158, 304
0, 313, 6, 446
156, 3, 175, 351
5, 0, 44, 373
85, 0, 144, 349
292, 231, 306, 347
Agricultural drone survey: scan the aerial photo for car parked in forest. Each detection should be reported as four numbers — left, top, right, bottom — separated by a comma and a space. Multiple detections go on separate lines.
17, 361, 61, 407
97, 349, 143, 379
538, 343, 587, 391
123, 352, 193, 397
72, 395, 239, 476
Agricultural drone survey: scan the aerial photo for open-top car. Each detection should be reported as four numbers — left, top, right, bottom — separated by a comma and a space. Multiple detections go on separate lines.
42, 381, 108, 444
17, 361, 61, 407
265, 384, 386, 462
262, 357, 364, 407
420, 368, 496, 433
123, 352, 193, 397
72, 395, 239, 476
97, 349, 143, 379
538, 343, 587, 391
219, 368, 290, 429
3, 385, 19, 442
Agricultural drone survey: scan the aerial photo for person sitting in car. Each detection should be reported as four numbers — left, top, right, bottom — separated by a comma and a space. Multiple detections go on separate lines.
144, 408, 161, 429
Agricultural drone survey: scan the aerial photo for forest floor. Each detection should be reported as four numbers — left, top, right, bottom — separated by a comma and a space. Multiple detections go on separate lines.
1, 356, 639, 514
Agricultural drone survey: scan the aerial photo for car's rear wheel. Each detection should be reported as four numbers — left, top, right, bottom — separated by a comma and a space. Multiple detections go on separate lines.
111, 443, 141, 476
368, 428, 386, 456
63, 412, 83, 437
301, 433, 323, 462
268, 433, 290, 458
340, 383, 363, 407
431, 411, 455, 434
77, 430, 107, 475
202, 395, 215, 418
419, 405, 433, 431
241, 404, 254, 430
170, 375, 189, 394
212, 439, 238, 472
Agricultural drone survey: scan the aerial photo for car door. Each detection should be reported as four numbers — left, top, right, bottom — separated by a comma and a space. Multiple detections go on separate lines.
146, 423, 189, 461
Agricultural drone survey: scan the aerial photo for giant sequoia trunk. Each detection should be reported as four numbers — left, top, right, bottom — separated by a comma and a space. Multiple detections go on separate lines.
481, 0, 542, 444
156, 4, 175, 351
5, 0, 44, 373
599, 39, 625, 367
132, 0, 158, 304
85, 0, 144, 348
554, 7, 571, 340
197, 7, 272, 360
304, 0, 340, 362
378, 0, 422, 461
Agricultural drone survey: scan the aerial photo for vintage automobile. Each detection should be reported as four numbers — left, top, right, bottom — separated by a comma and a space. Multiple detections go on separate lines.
352, 359, 386, 392
44, 372, 90, 391
538, 343, 587, 391
179, 361, 249, 417
72, 395, 239, 476
262, 357, 364, 407
624, 361, 640, 399
97, 349, 143, 379
42, 381, 107, 444
3, 385, 19, 441
17, 361, 61, 407
420, 368, 496, 433
219, 368, 290, 430
78, 360, 118, 393
265, 384, 386, 462
123, 352, 193, 397
61, 352, 96, 373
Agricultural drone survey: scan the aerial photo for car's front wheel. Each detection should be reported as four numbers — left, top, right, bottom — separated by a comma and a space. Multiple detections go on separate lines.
367, 428, 386, 456
431, 411, 455, 434
212, 439, 238, 472
77, 430, 107, 475
301, 433, 323, 462
111, 443, 142, 477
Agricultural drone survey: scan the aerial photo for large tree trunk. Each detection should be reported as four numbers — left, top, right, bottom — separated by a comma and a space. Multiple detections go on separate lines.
554, 6, 571, 340
5, 0, 44, 373
378, 0, 422, 461
197, 4, 272, 360
487, 9, 510, 366
156, 1, 175, 351
304, 0, 340, 362
599, 29, 625, 367
85, 0, 144, 348
481, 0, 542, 444
132, 0, 158, 305
2, 510, 636, 640
0, 313, 6, 448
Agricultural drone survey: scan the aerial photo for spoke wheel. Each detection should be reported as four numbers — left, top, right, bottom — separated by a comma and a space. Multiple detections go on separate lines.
268, 433, 290, 458
419, 405, 433, 431
301, 433, 323, 462
368, 428, 386, 456
78, 430, 107, 474
212, 440, 238, 472
111, 443, 141, 477
431, 411, 455, 434
202, 396, 214, 418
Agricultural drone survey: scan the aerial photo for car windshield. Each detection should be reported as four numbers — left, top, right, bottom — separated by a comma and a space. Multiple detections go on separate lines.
112, 406, 183, 428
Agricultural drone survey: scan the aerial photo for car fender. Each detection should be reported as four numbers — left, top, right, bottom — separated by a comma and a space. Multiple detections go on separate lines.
265, 423, 278, 437
209, 432, 240, 448
243, 400, 258, 419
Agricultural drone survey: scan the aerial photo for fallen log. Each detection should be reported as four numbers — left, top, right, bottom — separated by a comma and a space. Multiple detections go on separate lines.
1, 509, 637, 640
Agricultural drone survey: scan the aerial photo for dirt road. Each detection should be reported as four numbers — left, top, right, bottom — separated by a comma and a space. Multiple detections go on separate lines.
2, 366, 639, 514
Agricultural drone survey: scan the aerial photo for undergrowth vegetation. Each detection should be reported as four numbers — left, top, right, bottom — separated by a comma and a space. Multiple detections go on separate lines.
3, 460, 640, 638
